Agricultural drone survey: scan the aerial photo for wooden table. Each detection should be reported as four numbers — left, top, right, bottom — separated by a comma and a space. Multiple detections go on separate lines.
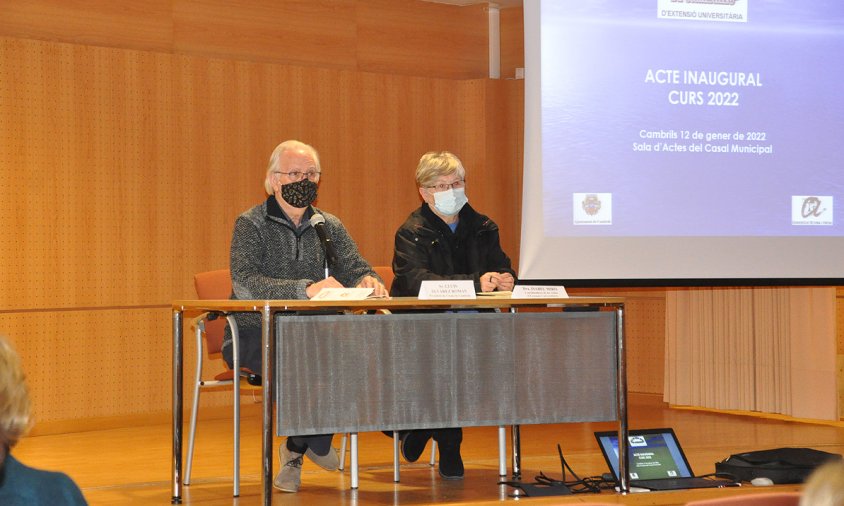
170, 296, 628, 505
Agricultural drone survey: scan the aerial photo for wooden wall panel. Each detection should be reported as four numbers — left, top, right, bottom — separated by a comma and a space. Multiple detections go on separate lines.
356, 0, 488, 79
482, 79, 524, 266
0, 0, 173, 52
340, 73, 451, 264
500, 6, 524, 80
0, 0, 491, 79
0, 39, 183, 309
0, 309, 175, 423
625, 295, 667, 394
173, 0, 358, 70
0, 307, 245, 433
569, 288, 667, 394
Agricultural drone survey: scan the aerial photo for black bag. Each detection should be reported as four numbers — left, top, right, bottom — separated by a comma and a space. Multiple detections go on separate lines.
716, 447, 842, 484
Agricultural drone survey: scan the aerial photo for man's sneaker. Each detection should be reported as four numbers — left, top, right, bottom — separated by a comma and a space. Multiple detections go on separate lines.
400, 430, 432, 463
305, 446, 340, 471
437, 444, 464, 480
274, 445, 304, 493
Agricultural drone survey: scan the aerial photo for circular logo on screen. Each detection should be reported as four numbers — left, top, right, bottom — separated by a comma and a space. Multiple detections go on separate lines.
582, 194, 602, 216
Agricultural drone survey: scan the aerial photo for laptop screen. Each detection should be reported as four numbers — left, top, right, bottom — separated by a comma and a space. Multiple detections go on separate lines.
595, 428, 695, 481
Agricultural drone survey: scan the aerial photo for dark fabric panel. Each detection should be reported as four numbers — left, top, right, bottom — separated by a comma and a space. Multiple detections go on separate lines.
276, 311, 618, 435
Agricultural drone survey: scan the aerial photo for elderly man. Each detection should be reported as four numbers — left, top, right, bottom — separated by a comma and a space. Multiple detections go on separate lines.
223, 139, 387, 493
390, 151, 516, 479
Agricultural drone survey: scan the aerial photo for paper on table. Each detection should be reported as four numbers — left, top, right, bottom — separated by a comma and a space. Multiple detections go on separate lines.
476, 291, 512, 297
311, 287, 374, 301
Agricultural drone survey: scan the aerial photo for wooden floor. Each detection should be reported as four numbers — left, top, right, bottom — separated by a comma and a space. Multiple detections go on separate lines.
13, 393, 843, 505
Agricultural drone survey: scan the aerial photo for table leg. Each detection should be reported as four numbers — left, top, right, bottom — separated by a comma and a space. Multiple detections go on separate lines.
261, 305, 273, 505
498, 425, 507, 477
616, 305, 629, 493
392, 431, 400, 482
171, 309, 183, 504
351, 433, 359, 489
511, 424, 521, 480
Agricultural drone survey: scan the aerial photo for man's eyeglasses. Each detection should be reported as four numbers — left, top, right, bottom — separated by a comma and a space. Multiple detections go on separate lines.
425, 180, 465, 192
275, 170, 321, 182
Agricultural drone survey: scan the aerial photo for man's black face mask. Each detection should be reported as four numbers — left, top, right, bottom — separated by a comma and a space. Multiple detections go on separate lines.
280, 178, 317, 208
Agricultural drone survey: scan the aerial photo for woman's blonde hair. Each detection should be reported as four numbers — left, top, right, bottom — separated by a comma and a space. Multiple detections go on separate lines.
263, 140, 322, 195
415, 151, 466, 188
0, 336, 31, 448
801, 460, 844, 506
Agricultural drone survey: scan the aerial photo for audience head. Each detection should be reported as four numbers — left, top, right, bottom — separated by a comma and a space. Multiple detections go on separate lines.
801, 460, 844, 506
0, 336, 31, 450
264, 140, 322, 195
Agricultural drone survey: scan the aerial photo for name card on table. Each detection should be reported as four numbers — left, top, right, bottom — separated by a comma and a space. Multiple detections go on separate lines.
311, 287, 373, 301
418, 280, 476, 300
512, 285, 569, 299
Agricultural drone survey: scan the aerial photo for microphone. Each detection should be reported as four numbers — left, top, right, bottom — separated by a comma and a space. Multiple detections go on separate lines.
309, 213, 338, 268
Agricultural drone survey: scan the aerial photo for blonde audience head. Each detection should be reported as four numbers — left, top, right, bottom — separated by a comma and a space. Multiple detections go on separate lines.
264, 140, 322, 194
801, 460, 844, 506
0, 336, 31, 450
0, 335, 88, 504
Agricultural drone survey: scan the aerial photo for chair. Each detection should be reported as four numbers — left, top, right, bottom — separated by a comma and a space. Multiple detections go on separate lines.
187, 269, 353, 493
373, 265, 394, 293
183, 268, 256, 497
684, 492, 802, 505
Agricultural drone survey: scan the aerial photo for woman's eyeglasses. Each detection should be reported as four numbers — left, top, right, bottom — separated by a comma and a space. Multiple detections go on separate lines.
425, 180, 465, 192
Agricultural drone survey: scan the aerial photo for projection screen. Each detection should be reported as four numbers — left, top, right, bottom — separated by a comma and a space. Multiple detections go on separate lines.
519, 0, 844, 286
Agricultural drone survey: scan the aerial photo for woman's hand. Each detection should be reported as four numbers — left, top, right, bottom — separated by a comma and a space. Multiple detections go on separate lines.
357, 275, 388, 298
481, 272, 515, 292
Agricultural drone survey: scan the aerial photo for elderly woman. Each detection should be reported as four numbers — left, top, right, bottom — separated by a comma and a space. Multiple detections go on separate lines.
224, 139, 387, 493
390, 151, 516, 479
0, 336, 87, 505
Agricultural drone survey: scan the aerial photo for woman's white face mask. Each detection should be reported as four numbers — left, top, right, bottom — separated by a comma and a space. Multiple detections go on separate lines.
432, 187, 468, 216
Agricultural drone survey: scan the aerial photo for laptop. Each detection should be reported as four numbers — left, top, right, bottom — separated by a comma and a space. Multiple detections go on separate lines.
594, 428, 739, 491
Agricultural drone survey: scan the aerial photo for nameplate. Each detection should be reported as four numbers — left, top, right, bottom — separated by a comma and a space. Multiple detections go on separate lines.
311, 287, 373, 301
418, 280, 477, 300
512, 285, 568, 299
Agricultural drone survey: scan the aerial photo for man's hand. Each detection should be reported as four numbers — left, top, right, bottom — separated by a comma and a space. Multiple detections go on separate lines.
306, 276, 344, 298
